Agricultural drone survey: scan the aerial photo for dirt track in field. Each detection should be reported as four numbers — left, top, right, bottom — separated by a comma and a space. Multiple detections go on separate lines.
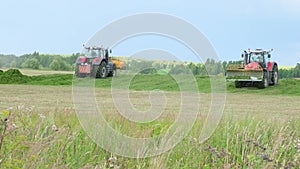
0, 84, 299, 122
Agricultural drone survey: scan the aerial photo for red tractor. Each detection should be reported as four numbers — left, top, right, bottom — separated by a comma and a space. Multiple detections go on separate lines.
75, 45, 116, 78
226, 48, 279, 88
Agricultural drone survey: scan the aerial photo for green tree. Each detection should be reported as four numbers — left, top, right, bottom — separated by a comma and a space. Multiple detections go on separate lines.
196, 63, 207, 76
222, 61, 227, 73
169, 64, 189, 74
64, 53, 80, 65
49, 59, 60, 70
40, 55, 53, 67
10, 60, 17, 68
49, 58, 72, 71
21, 58, 40, 69
205, 58, 223, 75
294, 63, 300, 77
0, 54, 18, 67
187, 62, 199, 75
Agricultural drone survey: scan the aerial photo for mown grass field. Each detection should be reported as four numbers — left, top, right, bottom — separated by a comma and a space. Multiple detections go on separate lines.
0, 68, 74, 76
0, 69, 299, 168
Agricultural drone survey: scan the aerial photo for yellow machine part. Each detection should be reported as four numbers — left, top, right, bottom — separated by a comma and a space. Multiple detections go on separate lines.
109, 56, 126, 70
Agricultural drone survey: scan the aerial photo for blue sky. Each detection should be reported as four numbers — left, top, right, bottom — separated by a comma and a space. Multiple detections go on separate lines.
0, 0, 299, 65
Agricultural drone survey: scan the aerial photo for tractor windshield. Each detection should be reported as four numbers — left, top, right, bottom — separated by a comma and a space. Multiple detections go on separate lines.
250, 53, 264, 63
83, 49, 103, 58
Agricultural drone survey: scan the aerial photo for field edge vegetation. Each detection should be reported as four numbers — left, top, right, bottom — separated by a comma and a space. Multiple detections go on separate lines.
0, 107, 299, 168
0, 69, 300, 96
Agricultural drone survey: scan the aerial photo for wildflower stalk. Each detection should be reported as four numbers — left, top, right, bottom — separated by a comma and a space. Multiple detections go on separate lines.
0, 112, 10, 151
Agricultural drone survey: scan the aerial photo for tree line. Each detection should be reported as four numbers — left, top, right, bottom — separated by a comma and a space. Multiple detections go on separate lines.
0, 53, 226, 75
278, 63, 300, 78
0, 52, 79, 71
124, 58, 226, 76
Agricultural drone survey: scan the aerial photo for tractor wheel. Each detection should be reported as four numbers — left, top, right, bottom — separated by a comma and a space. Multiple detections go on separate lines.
270, 66, 278, 85
96, 62, 107, 78
258, 73, 269, 89
74, 65, 79, 77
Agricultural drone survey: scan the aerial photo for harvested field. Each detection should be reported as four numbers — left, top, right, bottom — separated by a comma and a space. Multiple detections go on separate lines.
0, 84, 299, 168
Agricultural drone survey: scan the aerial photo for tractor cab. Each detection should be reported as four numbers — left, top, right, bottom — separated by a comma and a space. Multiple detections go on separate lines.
242, 48, 272, 65
82, 46, 110, 60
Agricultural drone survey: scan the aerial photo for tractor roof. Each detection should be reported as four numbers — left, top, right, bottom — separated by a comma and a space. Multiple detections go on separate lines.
83, 44, 108, 50
248, 48, 274, 54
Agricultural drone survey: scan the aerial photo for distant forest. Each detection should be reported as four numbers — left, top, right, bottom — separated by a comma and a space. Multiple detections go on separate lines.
0, 52, 80, 71
0, 52, 299, 78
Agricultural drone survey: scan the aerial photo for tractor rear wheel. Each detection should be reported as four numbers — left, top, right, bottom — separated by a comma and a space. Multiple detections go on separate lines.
96, 62, 107, 78
270, 66, 278, 85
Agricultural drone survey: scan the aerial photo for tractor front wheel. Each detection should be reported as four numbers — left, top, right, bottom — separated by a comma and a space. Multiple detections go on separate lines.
96, 62, 107, 78
74, 65, 79, 77
258, 74, 268, 89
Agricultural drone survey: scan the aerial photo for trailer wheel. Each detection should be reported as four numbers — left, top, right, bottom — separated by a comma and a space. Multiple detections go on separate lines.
96, 62, 107, 78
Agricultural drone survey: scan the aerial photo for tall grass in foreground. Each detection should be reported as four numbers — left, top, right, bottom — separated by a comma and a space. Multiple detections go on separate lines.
0, 107, 299, 168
